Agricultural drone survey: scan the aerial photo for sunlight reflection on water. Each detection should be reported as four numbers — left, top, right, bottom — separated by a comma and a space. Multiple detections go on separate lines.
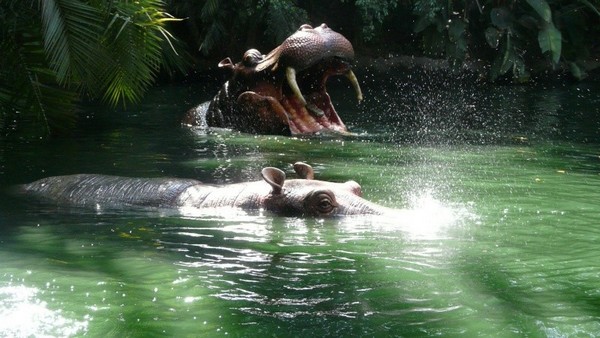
337, 189, 477, 240
0, 284, 88, 337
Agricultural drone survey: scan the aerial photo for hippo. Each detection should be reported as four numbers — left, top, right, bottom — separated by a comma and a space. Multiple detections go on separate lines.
183, 24, 363, 135
18, 163, 390, 217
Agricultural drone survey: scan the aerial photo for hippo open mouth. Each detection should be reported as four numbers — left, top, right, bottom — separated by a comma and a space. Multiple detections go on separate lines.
184, 24, 362, 135
275, 55, 363, 134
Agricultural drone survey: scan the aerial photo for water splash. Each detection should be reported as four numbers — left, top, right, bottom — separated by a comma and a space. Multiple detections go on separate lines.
338, 188, 476, 240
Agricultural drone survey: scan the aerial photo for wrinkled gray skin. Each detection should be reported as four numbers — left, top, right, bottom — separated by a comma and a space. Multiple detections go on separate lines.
18, 163, 390, 217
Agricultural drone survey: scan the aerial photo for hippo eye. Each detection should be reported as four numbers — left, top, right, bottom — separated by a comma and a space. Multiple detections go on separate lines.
318, 199, 333, 212
243, 49, 263, 66
298, 24, 313, 31
306, 190, 338, 215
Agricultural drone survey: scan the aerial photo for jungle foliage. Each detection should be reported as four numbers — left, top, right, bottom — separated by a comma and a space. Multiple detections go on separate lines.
172, 0, 599, 81
412, 0, 600, 81
0, 0, 185, 137
166, 0, 403, 61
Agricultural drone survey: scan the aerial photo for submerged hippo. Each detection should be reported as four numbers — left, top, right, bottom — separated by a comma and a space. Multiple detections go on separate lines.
184, 23, 363, 135
18, 163, 389, 217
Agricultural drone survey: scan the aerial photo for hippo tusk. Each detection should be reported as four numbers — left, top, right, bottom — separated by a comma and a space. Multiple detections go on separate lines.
286, 67, 307, 106
345, 70, 363, 103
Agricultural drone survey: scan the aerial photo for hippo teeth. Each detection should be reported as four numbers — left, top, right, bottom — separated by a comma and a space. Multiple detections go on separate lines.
306, 103, 325, 117
345, 70, 363, 102
287, 66, 361, 118
286, 67, 307, 106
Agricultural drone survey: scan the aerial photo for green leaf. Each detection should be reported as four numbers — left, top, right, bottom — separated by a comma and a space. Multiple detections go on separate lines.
489, 34, 514, 81
448, 20, 465, 41
39, 0, 104, 86
569, 62, 587, 80
579, 0, 600, 17
517, 15, 539, 30
485, 27, 501, 48
513, 57, 530, 83
538, 23, 562, 64
490, 7, 512, 29
414, 16, 432, 33
526, 0, 552, 23
500, 51, 515, 76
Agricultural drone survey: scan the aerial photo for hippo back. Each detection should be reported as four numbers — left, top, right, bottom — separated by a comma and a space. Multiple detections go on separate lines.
20, 174, 201, 209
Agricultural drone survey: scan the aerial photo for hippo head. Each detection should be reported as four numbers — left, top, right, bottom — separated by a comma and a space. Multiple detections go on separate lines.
198, 24, 363, 135
260, 162, 387, 217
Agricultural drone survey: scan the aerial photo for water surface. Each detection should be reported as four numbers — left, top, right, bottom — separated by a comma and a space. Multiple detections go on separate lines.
1, 71, 599, 337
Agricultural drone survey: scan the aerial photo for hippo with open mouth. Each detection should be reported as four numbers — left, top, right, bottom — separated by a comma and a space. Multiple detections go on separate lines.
18, 163, 390, 217
184, 24, 362, 135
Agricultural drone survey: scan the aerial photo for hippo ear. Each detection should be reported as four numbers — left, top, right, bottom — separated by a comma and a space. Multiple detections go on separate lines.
218, 57, 235, 70
293, 162, 314, 180
261, 167, 285, 195
298, 24, 314, 31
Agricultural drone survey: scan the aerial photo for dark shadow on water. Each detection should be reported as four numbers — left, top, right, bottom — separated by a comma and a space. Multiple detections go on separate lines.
456, 251, 600, 335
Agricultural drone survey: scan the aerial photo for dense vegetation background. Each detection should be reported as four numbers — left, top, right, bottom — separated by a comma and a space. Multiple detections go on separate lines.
1, 0, 599, 137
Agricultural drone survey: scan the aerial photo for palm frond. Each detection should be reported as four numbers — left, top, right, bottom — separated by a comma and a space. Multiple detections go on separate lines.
1, 0, 187, 137
201, 0, 220, 21
265, 0, 309, 43
159, 27, 192, 75
199, 20, 225, 54
100, 0, 178, 105
1, 16, 77, 137
40, 0, 104, 87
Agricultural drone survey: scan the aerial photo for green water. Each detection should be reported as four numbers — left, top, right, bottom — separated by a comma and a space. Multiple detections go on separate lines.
1, 73, 599, 337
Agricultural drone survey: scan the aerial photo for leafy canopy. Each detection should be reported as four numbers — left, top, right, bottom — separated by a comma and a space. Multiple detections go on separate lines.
0, 0, 185, 137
